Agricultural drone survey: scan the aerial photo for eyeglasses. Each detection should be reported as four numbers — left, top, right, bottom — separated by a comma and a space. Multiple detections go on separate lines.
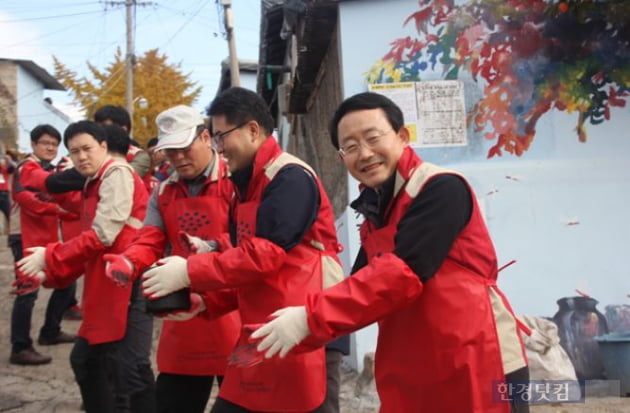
338, 129, 393, 158
163, 133, 202, 157
37, 139, 60, 148
212, 122, 247, 148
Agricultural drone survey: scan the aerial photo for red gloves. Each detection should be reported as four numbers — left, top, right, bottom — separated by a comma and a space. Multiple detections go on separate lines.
103, 254, 134, 287
10, 265, 45, 295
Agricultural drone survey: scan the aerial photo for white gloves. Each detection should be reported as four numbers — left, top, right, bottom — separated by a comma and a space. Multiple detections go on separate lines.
179, 231, 218, 254
57, 156, 74, 172
141, 256, 190, 298
251, 306, 310, 358
161, 293, 206, 321
17, 247, 46, 276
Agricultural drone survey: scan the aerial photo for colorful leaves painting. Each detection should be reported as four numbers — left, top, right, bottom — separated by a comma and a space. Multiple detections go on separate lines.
366, 0, 630, 158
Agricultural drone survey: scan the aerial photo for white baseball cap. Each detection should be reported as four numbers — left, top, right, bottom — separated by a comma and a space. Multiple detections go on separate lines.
155, 105, 205, 151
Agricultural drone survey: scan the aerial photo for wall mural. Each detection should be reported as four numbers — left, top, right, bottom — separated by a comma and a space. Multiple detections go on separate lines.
365, 0, 630, 158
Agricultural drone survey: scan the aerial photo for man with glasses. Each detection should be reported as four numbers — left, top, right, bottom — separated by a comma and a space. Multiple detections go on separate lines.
251, 92, 530, 413
8, 124, 77, 365
141, 88, 344, 412
103, 105, 240, 413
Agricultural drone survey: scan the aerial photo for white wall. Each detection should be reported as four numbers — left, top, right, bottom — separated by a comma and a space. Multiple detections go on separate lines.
338, 0, 630, 371
240, 71, 257, 93
16, 65, 70, 154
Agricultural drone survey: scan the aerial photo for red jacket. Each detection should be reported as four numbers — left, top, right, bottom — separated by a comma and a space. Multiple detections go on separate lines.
11, 155, 59, 249
305, 147, 527, 413
187, 138, 343, 412
44, 158, 148, 344
124, 155, 240, 375
0, 162, 11, 191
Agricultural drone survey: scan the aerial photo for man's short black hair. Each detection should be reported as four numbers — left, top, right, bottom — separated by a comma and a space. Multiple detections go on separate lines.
103, 124, 130, 156
329, 92, 404, 149
63, 121, 107, 149
207, 87, 274, 136
30, 124, 61, 143
94, 105, 132, 131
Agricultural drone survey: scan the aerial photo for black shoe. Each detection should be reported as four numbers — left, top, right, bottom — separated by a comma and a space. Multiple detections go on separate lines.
37, 331, 77, 345
10, 348, 52, 365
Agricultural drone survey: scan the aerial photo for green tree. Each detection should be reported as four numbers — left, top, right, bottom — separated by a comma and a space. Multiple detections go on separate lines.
54, 48, 202, 147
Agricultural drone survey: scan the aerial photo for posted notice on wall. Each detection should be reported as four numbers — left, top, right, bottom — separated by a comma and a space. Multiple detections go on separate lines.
368, 80, 467, 148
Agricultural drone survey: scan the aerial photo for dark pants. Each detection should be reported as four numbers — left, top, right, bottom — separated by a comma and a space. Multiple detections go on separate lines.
71, 337, 120, 413
119, 281, 156, 413
156, 373, 223, 413
211, 349, 343, 413
9, 234, 77, 353
506, 366, 530, 413
70, 284, 155, 413
312, 349, 344, 413
0, 190, 9, 223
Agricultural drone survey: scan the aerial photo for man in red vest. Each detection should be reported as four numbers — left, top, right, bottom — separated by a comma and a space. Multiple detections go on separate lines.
103, 105, 240, 413
8, 125, 76, 366
141, 88, 344, 412
251, 93, 531, 413
15, 121, 149, 413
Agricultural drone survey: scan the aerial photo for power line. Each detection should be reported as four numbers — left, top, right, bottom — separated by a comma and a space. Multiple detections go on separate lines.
0, 9, 118, 23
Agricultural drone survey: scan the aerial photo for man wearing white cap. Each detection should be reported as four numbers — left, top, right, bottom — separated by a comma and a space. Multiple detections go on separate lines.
140, 88, 345, 412
103, 105, 240, 413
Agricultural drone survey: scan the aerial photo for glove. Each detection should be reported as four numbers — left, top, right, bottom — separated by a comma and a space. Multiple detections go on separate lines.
57, 156, 74, 172
17, 247, 46, 276
11, 267, 46, 295
251, 306, 310, 358
158, 293, 206, 321
178, 231, 218, 254
104, 254, 134, 287
141, 256, 190, 299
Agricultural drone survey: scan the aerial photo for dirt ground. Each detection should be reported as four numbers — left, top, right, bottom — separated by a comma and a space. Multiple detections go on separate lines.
0, 237, 629, 412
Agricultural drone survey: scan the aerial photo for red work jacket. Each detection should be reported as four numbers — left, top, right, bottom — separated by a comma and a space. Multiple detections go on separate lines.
187, 138, 343, 411
306, 147, 526, 412
45, 158, 148, 344
11, 156, 59, 249
155, 157, 240, 375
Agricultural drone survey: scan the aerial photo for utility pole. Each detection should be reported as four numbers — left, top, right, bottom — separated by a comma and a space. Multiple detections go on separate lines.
125, 0, 134, 117
221, 0, 240, 87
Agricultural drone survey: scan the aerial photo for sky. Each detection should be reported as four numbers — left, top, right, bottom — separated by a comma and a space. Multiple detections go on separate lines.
0, 0, 261, 115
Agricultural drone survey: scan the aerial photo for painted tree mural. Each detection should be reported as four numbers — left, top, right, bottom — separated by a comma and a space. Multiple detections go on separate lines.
366, 0, 630, 158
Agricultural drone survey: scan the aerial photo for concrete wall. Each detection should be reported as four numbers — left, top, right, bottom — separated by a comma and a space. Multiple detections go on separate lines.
0, 63, 18, 151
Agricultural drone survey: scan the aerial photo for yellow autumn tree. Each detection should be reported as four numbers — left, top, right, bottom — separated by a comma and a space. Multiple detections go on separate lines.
53, 48, 202, 147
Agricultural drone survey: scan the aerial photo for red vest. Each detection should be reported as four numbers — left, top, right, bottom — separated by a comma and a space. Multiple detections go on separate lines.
67, 158, 147, 344
359, 147, 523, 412
219, 138, 342, 412
156, 157, 240, 375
